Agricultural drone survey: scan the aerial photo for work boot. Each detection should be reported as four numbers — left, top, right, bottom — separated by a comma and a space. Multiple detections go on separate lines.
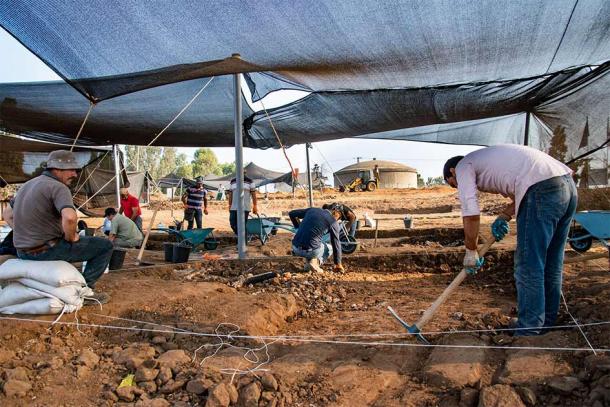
304, 258, 324, 273
84, 292, 110, 306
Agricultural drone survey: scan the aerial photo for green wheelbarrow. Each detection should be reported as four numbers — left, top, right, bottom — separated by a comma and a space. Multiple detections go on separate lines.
246, 215, 296, 245
155, 227, 219, 251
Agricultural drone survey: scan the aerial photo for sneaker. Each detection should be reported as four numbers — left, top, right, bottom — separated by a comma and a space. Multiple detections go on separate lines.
304, 258, 324, 273
84, 292, 110, 306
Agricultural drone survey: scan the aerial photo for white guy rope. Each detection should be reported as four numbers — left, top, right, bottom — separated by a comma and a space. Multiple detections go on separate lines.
70, 102, 95, 151
147, 77, 215, 147
561, 291, 597, 355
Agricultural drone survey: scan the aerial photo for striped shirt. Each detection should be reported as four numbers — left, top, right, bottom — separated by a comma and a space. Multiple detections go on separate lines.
184, 186, 207, 209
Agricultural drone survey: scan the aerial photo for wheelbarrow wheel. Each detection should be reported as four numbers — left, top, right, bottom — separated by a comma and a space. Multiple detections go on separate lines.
569, 231, 593, 253
341, 235, 360, 254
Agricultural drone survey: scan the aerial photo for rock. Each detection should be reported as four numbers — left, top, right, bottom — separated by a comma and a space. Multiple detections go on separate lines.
515, 386, 536, 406
157, 349, 190, 372
161, 342, 179, 351
116, 386, 136, 402
260, 373, 279, 391
160, 379, 186, 394
266, 399, 278, 407
135, 366, 159, 382
113, 344, 156, 369
226, 383, 239, 404
238, 382, 261, 407
2, 379, 31, 397
76, 365, 90, 378
4, 366, 29, 381
186, 377, 214, 395
0, 349, 16, 364
423, 335, 487, 388
139, 381, 158, 394
76, 348, 100, 367
157, 366, 173, 385
478, 385, 525, 407
496, 351, 571, 385
206, 383, 231, 407
151, 336, 167, 344
459, 388, 479, 407
102, 390, 119, 402
145, 398, 170, 407
547, 376, 582, 395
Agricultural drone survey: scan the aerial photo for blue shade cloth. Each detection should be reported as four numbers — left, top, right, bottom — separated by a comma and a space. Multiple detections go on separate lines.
1, 0, 609, 101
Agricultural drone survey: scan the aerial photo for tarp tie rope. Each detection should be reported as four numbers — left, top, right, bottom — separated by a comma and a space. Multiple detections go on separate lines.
147, 77, 215, 146
70, 102, 95, 151
253, 88, 296, 182
561, 291, 597, 355
76, 174, 117, 211
545, 0, 580, 73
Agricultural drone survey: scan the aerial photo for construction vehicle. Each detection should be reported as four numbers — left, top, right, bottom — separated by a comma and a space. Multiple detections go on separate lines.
338, 169, 378, 192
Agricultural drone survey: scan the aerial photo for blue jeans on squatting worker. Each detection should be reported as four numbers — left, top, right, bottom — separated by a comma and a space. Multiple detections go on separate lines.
17, 236, 113, 289
292, 242, 333, 264
514, 174, 577, 336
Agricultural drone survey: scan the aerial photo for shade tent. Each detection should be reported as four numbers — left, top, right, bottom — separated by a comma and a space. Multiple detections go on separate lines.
157, 174, 218, 191
0, 0, 608, 157
1, 0, 609, 101
207, 163, 285, 183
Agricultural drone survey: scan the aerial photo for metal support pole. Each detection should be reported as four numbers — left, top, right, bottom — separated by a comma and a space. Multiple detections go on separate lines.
112, 144, 121, 208
523, 112, 530, 146
233, 54, 246, 259
306, 142, 314, 208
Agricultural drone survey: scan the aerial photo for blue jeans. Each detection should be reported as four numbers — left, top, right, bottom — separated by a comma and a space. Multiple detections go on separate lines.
292, 243, 332, 264
184, 209, 202, 229
514, 174, 577, 336
229, 210, 249, 235
17, 237, 113, 288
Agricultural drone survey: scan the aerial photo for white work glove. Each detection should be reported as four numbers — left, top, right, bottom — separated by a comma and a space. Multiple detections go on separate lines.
463, 249, 484, 275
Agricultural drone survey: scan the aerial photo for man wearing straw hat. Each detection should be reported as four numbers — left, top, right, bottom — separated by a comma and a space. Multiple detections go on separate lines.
12, 150, 113, 304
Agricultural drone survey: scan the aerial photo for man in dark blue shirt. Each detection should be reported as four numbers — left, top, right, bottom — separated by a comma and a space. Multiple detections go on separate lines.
288, 208, 310, 229
291, 206, 344, 273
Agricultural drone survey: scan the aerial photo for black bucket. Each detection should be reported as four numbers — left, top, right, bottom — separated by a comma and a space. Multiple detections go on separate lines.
172, 243, 192, 263
108, 248, 127, 270
163, 242, 174, 262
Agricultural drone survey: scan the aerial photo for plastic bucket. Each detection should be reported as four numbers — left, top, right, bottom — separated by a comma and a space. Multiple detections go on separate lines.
163, 242, 174, 262
172, 243, 192, 263
403, 216, 413, 229
108, 248, 127, 270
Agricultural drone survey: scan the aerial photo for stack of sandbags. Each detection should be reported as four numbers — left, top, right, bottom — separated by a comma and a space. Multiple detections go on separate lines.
0, 259, 93, 315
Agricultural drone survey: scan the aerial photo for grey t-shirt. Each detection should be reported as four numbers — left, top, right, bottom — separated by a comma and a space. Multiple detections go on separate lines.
13, 172, 75, 248
110, 213, 143, 242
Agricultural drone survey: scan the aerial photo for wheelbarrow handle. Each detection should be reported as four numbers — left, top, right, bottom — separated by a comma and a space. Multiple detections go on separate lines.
415, 236, 496, 330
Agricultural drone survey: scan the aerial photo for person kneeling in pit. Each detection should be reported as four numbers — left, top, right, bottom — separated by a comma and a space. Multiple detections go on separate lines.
291, 204, 344, 273
13, 150, 113, 304
104, 208, 143, 249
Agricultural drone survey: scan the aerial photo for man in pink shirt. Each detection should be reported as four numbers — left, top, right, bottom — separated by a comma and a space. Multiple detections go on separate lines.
443, 144, 577, 336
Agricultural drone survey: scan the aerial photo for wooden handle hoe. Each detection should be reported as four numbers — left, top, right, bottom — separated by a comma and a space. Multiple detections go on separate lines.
136, 209, 158, 265
388, 236, 496, 344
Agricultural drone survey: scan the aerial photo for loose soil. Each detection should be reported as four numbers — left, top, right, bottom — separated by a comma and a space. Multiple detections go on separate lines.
0, 186, 608, 406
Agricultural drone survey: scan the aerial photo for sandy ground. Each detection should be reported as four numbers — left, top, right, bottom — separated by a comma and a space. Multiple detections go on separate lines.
0, 186, 608, 406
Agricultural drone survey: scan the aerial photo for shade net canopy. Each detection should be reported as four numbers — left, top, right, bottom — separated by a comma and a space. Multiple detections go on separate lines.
1, 0, 609, 101
0, 76, 254, 147
206, 163, 285, 183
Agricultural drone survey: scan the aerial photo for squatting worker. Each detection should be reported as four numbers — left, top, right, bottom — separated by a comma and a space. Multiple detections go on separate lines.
288, 207, 310, 229
291, 204, 344, 273
443, 144, 576, 336
12, 150, 113, 304
322, 203, 357, 237
119, 187, 143, 230
182, 176, 208, 230
227, 172, 258, 235
104, 208, 143, 248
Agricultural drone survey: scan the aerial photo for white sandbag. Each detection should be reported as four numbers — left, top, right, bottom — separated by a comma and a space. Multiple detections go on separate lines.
0, 259, 85, 287
17, 279, 93, 306
0, 297, 79, 315
0, 283, 47, 308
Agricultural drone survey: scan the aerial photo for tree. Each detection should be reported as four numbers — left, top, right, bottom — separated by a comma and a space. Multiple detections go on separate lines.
124, 146, 163, 178
158, 147, 178, 179
548, 125, 568, 162
191, 148, 219, 177
174, 153, 193, 179
218, 162, 236, 175
426, 176, 445, 186
416, 173, 425, 188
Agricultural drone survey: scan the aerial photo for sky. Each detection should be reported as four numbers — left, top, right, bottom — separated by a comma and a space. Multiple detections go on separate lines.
0, 28, 481, 181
